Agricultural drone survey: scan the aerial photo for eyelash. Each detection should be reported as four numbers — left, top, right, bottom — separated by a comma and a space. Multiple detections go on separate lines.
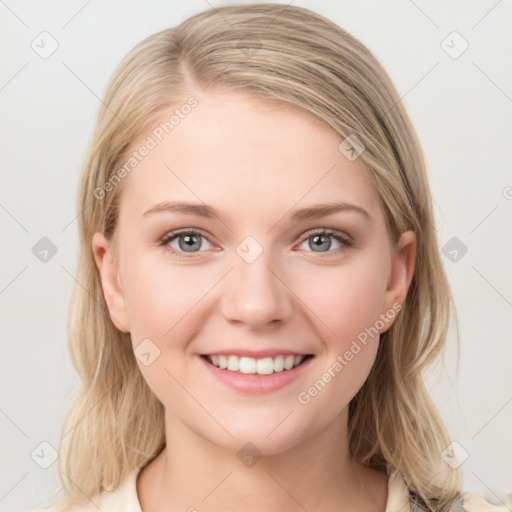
158, 228, 354, 259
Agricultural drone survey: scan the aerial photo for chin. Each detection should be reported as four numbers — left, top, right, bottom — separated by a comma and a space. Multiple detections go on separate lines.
202, 418, 310, 458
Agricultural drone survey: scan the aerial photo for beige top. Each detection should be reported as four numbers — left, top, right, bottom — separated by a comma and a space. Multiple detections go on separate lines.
52, 467, 411, 512
35, 467, 502, 512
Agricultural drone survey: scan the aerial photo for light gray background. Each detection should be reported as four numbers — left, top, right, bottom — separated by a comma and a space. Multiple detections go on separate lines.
1, 1, 511, 511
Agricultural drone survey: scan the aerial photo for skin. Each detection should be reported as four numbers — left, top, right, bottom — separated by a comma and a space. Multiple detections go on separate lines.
92, 88, 416, 512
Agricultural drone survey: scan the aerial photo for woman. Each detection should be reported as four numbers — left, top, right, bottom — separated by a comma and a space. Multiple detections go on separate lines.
37, 4, 500, 511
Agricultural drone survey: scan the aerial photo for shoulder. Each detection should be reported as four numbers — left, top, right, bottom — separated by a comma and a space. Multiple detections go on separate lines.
29, 467, 142, 512
461, 491, 512, 512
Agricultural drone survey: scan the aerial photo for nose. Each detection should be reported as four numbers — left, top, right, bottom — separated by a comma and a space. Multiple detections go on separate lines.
220, 250, 295, 330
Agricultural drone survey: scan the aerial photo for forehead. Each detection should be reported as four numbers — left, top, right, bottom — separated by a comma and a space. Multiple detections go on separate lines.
118, 90, 380, 225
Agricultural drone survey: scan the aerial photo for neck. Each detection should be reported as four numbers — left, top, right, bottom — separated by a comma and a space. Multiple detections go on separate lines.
137, 408, 388, 512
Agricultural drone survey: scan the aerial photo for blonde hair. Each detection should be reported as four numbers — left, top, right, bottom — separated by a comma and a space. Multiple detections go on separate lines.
45, 3, 461, 511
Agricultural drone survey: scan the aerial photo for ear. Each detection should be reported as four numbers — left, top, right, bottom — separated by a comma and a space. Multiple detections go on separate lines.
379, 230, 416, 332
91, 232, 130, 333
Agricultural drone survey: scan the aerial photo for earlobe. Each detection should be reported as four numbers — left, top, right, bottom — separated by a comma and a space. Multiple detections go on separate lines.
380, 230, 416, 331
91, 232, 130, 333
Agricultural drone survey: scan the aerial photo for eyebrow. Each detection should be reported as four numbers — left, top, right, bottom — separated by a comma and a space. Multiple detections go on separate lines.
141, 200, 372, 223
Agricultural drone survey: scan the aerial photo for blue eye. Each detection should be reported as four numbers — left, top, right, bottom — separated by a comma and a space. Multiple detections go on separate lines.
298, 229, 353, 254
159, 228, 353, 258
159, 229, 213, 257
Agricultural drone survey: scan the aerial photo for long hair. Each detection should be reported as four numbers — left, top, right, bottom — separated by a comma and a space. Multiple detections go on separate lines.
44, 4, 461, 511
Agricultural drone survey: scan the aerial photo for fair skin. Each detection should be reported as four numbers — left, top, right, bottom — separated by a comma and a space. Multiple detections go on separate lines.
92, 88, 416, 512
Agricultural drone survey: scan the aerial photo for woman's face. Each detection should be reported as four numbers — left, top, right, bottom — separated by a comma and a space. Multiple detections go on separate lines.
93, 89, 415, 455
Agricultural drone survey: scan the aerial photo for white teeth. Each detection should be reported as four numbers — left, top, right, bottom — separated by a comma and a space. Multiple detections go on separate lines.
284, 355, 295, 370
206, 354, 307, 375
257, 357, 274, 375
239, 357, 256, 374
227, 355, 239, 371
273, 355, 284, 372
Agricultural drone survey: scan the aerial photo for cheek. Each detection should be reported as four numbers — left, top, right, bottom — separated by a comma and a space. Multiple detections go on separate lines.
292, 255, 389, 405
296, 256, 388, 346
120, 254, 213, 407
294, 263, 386, 420
121, 252, 215, 342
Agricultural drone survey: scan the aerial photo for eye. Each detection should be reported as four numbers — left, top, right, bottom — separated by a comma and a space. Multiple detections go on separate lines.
159, 228, 353, 258
297, 229, 353, 255
159, 229, 214, 257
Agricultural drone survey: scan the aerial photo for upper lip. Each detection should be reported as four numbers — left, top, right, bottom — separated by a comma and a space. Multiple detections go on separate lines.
201, 349, 313, 358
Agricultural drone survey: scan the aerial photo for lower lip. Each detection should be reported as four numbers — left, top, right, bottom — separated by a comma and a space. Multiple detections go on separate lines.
199, 355, 314, 394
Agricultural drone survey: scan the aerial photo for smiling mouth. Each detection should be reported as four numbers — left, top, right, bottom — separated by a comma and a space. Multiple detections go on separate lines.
201, 354, 314, 375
